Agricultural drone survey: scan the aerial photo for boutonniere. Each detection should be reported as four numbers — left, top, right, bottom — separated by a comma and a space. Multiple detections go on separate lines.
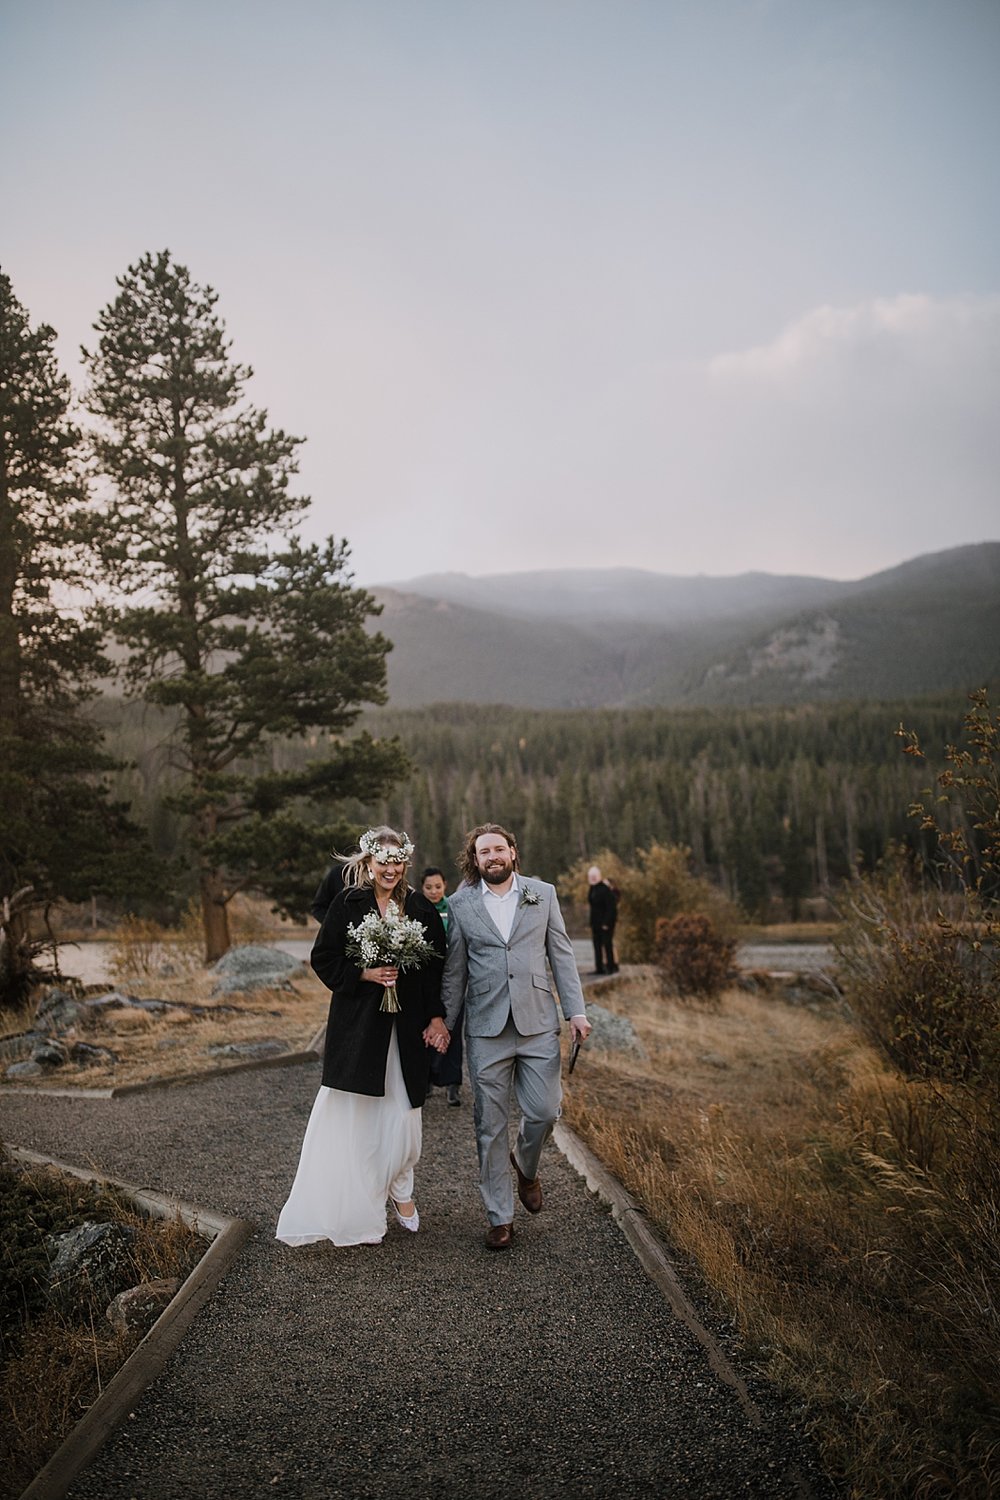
519, 885, 541, 907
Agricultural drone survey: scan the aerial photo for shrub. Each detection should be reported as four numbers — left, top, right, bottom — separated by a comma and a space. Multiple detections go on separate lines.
109, 915, 172, 982
558, 843, 740, 963
654, 912, 736, 1001
836, 859, 999, 1082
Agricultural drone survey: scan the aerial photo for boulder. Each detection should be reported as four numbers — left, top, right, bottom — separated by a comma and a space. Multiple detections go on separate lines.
69, 1041, 118, 1068
47, 1220, 139, 1314
584, 1001, 646, 1059
35, 986, 85, 1032
206, 1039, 288, 1060
5, 1059, 45, 1079
211, 944, 305, 995
36, 984, 79, 1015
106, 1277, 182, 1336
83, 991, 139, 1014
30, 1038, 69, 1067
0, 1029, 47, 1064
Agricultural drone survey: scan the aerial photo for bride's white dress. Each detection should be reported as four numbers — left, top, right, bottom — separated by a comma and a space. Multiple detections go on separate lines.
276, 1025, 421, 1247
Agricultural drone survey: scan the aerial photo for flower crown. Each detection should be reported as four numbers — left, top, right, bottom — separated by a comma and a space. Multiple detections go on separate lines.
359, 829, 415, 864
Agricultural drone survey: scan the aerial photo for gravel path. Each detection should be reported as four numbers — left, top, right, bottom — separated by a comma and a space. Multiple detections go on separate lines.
4, 1048, 838, 1499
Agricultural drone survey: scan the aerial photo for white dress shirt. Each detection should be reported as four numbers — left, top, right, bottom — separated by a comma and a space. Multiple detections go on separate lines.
481, 873, 521, 942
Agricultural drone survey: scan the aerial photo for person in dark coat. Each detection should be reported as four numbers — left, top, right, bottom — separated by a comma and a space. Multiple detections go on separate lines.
314, 877, 446, 1104
309, 860, 345, 924
587, 864, 619, 974
276, 825, 446, 1248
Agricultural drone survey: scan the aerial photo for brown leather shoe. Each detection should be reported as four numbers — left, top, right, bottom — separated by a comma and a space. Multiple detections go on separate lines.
484, 1223, 514, 1250
510, 1151, 543, 1213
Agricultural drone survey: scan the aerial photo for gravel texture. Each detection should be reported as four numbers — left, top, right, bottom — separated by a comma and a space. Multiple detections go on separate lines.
3, 1051, 840, 1499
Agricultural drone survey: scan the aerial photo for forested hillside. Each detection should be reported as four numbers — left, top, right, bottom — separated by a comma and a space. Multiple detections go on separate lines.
340, 698, 969, 911
100, 694, 974, 918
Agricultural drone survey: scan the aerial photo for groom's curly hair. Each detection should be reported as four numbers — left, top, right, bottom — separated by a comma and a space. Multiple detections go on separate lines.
457, 822, 520, 886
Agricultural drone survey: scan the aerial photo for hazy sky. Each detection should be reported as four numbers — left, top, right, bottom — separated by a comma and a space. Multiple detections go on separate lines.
2, 0, 998, 586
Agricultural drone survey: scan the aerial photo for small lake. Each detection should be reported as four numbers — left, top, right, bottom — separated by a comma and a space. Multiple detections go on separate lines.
54, 937, 835, 987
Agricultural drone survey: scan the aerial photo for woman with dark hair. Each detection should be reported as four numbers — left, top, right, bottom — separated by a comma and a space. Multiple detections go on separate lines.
421, 866, 463, 1106
276, 826, 447, 1247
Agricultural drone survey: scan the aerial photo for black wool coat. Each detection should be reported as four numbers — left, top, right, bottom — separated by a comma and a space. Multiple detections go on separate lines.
311, 885, 446, 1107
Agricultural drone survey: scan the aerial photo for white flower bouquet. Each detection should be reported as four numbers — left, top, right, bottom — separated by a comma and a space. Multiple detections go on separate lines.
344, 903, 437, 1012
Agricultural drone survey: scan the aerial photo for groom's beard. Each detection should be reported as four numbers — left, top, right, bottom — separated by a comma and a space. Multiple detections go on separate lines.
481, 860, 513, 885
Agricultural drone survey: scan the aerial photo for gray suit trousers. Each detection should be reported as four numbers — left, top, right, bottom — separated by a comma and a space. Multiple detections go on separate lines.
465, 1015, 562, 1226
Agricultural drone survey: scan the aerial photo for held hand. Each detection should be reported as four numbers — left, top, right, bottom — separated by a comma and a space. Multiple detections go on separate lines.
362, 966, 399, 986
423, 1018, 451, 1054
570, 1016, 592, 1044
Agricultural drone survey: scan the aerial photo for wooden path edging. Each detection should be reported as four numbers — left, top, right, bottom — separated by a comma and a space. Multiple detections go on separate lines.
9, 1147, 253, 1500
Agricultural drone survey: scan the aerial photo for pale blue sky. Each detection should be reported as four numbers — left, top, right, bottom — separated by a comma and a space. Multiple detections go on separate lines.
2, 0, 998, 584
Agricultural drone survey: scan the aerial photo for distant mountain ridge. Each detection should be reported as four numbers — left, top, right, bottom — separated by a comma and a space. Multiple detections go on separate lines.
371, 543, 1000, 708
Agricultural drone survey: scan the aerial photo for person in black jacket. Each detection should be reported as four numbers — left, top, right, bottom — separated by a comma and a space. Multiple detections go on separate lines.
309, 860, 344, 924
587, 864, 619, 974
276, 826, 446, 1247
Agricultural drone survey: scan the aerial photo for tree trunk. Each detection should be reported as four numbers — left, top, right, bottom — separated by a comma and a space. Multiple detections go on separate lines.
200, 871, 231, 963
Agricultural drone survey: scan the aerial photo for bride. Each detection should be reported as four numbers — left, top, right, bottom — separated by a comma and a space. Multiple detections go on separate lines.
276, 826, 449, 1247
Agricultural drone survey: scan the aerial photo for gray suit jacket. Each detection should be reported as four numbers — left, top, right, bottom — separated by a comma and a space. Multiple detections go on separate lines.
441, 877, 586, 1038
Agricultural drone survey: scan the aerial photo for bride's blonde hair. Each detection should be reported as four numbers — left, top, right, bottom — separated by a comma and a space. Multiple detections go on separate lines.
339, 825, 413, 893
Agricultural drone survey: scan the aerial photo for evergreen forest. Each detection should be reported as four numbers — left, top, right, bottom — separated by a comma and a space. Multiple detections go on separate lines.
102, 693, 977, 920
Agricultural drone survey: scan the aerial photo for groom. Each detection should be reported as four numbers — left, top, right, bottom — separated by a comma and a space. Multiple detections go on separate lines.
425, 822, 591, 1250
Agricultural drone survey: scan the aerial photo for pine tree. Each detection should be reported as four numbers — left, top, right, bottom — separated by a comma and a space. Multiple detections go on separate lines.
0, 272, 143, 1002
82, 251, 399, 959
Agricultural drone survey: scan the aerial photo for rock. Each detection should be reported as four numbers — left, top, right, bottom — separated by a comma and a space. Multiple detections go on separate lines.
35, 986, 85, 1032
584, 1001, 646, 1059
48, 1221, 139, 1313
70, 1041, 118, 1068
206, 1039, 288, 1060
0, 1029, 47, 1064
5, 1059, 45, 1079
735, 970, 775, 994
106, 1277, 182, 1336
83, 991, 139, 1014
30, 1038, 69, 1067
36, 984, 76, 1014
43, 999, 85, 1031
211, 944, 305, 995
696, 1050, 730, 1070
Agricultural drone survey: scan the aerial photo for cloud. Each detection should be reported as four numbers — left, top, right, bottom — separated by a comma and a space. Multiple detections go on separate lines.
707, 293, 1000, 390
502, 292, 996, 583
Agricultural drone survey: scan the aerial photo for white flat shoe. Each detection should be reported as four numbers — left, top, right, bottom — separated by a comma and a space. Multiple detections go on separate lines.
391, 1199, 419, 1232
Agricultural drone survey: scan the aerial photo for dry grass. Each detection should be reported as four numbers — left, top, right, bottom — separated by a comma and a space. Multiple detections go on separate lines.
565, 969, 1000, 1499
1, 961, 330, 1091
0, 1157, 208, 1495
